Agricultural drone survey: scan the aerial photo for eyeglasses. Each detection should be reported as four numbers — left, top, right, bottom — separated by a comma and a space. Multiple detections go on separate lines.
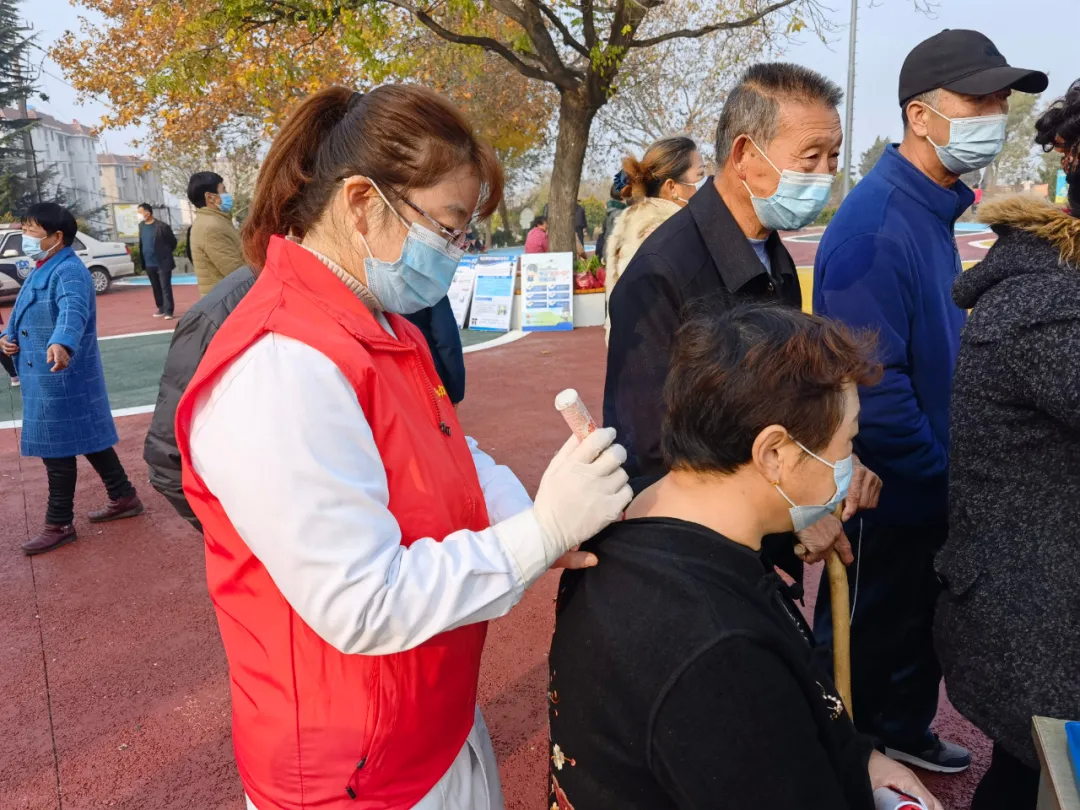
399, 196, 469, 250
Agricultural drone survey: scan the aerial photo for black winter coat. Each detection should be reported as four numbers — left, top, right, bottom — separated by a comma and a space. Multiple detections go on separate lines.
935, 195, 1080, 767
143, 266, 256, 530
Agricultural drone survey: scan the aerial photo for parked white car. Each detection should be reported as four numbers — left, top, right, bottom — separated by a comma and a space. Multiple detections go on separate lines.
0, 227, 136, 299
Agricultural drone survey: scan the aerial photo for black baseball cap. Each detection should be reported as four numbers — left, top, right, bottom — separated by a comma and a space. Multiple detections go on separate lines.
899, 29, 1048, 106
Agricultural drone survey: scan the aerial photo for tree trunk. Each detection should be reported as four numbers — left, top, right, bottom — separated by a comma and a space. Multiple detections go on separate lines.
498, 196, 514, 241
548, 91, 597, 253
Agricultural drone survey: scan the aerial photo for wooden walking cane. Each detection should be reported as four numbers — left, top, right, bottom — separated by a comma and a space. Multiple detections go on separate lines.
796, 504, 854, 719
827, 547, 853, 719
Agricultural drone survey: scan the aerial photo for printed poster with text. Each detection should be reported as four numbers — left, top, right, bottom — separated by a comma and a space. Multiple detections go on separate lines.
448, 256, 479, 329
468, 258, 516, 332
521, 252, 574, 332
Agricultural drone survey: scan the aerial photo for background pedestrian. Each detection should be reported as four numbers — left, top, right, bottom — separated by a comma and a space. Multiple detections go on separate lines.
137, 203, 178, 319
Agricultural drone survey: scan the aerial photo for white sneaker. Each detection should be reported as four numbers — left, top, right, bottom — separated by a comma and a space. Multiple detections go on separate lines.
152, 312, 166, 319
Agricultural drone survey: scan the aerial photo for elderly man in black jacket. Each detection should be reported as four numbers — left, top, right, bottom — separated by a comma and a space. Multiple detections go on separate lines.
605, 62, 881, 567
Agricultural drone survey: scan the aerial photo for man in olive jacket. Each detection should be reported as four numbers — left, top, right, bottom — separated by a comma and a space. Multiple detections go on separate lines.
187, 171, 246, 296
144, 266, 255, 530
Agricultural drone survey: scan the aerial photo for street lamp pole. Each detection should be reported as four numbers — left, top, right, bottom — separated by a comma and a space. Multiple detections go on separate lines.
841, 0, 858, 200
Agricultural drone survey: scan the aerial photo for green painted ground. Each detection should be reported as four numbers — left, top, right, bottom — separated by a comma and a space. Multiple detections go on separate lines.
0, 329, 499, 423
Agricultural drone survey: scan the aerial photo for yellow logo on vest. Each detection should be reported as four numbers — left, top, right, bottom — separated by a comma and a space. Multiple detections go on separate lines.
434, 385, 448, 399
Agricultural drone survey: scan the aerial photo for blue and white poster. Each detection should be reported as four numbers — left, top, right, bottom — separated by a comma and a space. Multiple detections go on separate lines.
520, 252, 574, 332
468, 258, 516, 332
448, 256, 479, 329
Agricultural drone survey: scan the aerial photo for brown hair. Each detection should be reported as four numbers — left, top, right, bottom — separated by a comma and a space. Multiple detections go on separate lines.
621, 136, 698, 203
661, 301, 881, 473
242, 85, 504, 269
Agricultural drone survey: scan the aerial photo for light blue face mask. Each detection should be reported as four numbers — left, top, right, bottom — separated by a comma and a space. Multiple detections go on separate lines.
773, 439, 853, 532
923, 105, 1007, 175
743, 137, 834, 232
359, 183, 465, 315
219, 193, 234, 214
21, 234, 57, 261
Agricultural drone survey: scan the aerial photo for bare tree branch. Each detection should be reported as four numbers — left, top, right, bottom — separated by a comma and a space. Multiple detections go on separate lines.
384, 0, 570, 86
526, 0, 590, 59
629, 0, 797, 48
580, 0, 599, 50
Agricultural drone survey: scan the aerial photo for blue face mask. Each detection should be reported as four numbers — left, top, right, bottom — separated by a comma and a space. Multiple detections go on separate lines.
360, 183, 465, 315
743, 137, 834, 232
923, 105, 1007, 174
219, 193, 234, 214
21, 234, 56, 261
773, 439, 852, 532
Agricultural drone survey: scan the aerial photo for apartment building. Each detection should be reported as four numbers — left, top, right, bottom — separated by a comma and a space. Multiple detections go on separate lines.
1, 107, 102, 213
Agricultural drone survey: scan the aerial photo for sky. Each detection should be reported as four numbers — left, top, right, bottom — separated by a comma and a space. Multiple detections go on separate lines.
23, 0, 1077, 165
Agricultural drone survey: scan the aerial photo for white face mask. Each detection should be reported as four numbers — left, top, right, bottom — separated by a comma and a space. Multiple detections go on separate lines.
674, 176, 709, 205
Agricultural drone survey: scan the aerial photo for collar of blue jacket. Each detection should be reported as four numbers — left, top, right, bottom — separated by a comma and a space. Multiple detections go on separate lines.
876, 144, 975, 224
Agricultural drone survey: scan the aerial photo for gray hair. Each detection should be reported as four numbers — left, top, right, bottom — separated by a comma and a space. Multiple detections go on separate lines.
715, 63, 844, 166
901, 88, 941, 129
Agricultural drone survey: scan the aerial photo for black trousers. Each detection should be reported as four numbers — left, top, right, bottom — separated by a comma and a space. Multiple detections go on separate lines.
971, 743, 1039, 810
814, 519, 946, 747
145, 265, 174, 316
0, 349, 15, 378
43, 449, 135, 525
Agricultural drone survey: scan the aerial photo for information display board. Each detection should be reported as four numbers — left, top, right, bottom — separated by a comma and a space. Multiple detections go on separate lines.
468, 257, 516, 332
447, 257, 479, 329
520, 252, 574, 332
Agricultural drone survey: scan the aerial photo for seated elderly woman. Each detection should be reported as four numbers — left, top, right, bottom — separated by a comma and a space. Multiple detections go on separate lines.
548, 303, 942, 810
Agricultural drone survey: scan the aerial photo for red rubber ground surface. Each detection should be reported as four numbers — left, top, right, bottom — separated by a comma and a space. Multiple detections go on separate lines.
2, 234, 997, 809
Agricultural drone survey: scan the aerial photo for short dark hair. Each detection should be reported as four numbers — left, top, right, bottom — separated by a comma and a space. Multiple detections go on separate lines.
138, 202, 153, 214
24, 202, 78, 247
715, 63, 843, 166
661, 302, 881, 474
533, 215, 548, 227
187, 171, 224, 208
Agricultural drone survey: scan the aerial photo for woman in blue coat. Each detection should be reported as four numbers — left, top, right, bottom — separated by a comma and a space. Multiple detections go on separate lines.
1, 203, 143, 555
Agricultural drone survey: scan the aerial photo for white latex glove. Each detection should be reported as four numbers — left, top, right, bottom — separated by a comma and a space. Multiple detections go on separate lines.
532, 427, 632, 564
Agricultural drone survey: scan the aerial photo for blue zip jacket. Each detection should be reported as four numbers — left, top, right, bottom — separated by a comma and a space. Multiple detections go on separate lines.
814, 145, 972, 527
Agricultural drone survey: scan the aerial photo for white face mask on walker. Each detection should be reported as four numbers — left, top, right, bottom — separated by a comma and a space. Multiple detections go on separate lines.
772, 439, 852, 531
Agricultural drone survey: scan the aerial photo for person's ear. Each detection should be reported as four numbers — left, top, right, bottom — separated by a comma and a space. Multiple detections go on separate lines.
730, 134, 753, 182
660, 177, 679, 200
906, 101, 931, 139
341, 176, 377, 237
752, 424, 791, 486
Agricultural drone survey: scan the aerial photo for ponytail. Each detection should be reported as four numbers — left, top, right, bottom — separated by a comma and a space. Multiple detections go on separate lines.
620, 136, 699, 204
242, 84, 504, 270
242, 87, 353, 270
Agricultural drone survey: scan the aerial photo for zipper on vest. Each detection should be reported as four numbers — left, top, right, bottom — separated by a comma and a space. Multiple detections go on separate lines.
345, 756, 367, 799
412, 348, 452, 437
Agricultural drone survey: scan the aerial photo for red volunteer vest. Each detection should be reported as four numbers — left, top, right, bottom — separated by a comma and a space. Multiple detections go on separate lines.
175, 237, 490, 809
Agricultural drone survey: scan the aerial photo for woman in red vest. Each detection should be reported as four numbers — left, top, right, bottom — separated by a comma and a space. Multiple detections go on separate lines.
174, 85, 632, 810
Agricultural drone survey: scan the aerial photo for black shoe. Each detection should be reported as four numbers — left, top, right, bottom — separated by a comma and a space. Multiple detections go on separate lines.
885, 734, 971, 774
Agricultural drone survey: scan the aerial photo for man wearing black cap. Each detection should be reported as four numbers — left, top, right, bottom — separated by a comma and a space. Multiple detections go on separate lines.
812, 30, 1047, 775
